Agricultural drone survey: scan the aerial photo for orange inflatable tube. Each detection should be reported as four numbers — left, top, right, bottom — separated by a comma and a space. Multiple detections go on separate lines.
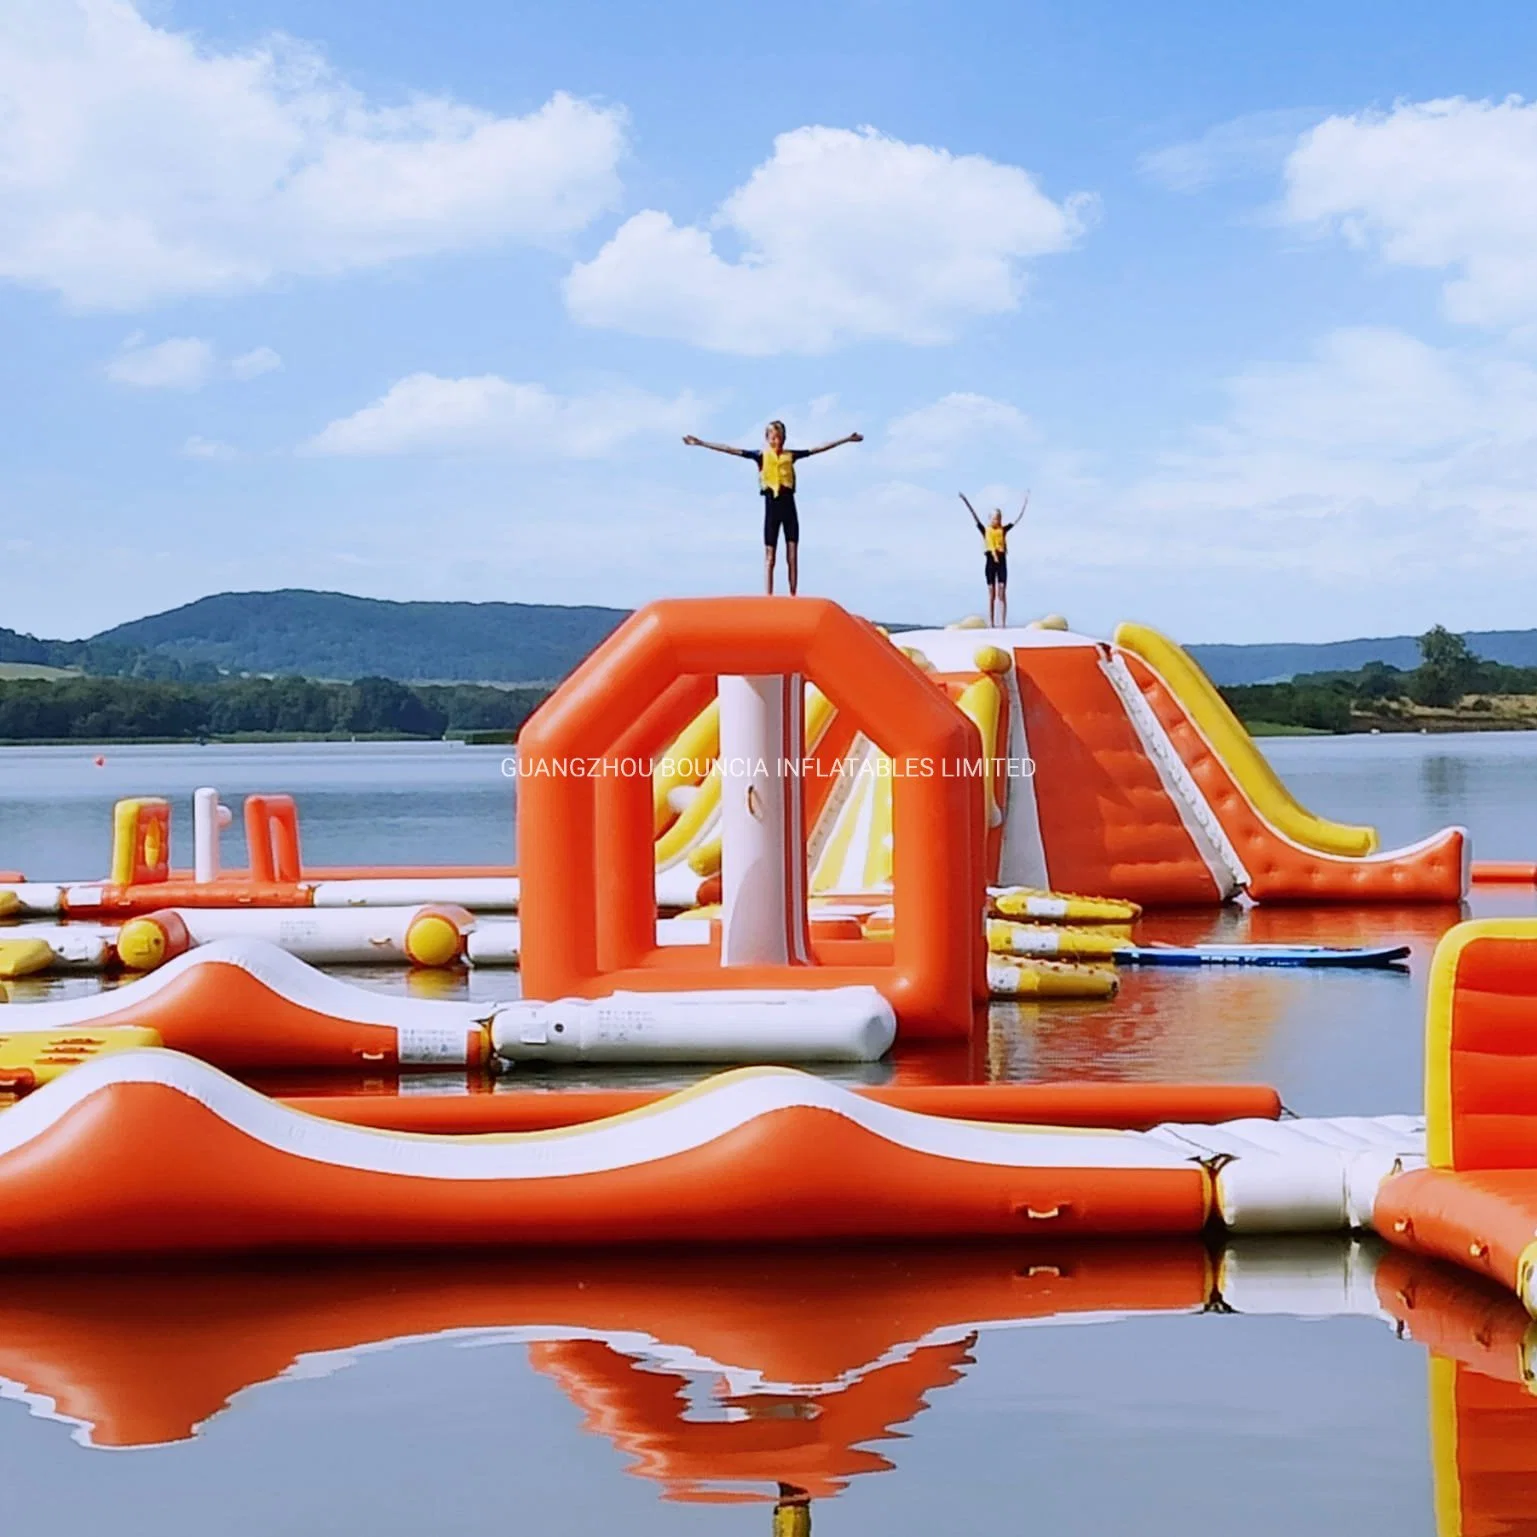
0, 1055, 1212, 1258
284, 1081, 1282, 1134
0, 944, 489, 1072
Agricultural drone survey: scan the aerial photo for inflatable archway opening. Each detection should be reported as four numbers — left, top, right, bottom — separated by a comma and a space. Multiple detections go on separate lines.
517, 599, 988, 1040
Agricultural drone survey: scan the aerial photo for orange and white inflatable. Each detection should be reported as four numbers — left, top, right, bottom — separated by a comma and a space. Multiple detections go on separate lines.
1376, 918, 1537, 1314
0, 1048, 1427, 1258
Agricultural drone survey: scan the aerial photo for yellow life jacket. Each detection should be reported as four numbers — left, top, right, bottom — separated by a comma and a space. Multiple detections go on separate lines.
984, 523, 1007, 556
759, 448, 797, 495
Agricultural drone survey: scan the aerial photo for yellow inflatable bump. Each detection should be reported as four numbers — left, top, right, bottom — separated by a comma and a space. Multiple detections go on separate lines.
1028, 614, 1070, 631
0, 890, 20, 920
652, 700, 720, 836
955, 675, 1006, 830
973, 644, 1012, 675
655, 684, 836, 872
987, 957, 1119, 1000
403, 911, 466, 969
0, 939, 56, 980
0, 1026, 162, 1090
686, 837, 721, 877
1113, 621, 1378, 858
986, 919, 1128, 959
653, 765, 721, 868
948, 615, 988, 630
990, 887, 1142, 924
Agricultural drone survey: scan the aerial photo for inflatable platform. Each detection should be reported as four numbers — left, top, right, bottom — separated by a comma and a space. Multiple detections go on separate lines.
646, 613, 1467, 911
0, 605, 1467, 933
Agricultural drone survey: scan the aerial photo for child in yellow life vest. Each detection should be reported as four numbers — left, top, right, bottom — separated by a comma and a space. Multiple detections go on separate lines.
684, 420, 863, 594
960, 491, 1028, 627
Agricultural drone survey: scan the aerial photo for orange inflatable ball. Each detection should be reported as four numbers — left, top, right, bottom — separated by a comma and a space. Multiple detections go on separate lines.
116, 911, 193, 972
403, 905, 473, 968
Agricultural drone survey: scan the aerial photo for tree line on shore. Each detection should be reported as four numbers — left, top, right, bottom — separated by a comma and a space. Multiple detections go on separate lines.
0, 623, 1515, 741
1219, 627, 1528, 732
0, 674, 552, 742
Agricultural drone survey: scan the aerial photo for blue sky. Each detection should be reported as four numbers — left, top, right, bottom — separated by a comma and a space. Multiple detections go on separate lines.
6, 0, 1537, 643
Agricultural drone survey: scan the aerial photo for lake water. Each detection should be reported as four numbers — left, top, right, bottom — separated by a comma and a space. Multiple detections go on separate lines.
2, 733, 1536, 1531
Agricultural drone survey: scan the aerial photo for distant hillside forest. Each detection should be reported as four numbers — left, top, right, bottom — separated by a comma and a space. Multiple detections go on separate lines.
0, 675, 551, 743
1218, 627, 1537, 733
0, 590, 628, 685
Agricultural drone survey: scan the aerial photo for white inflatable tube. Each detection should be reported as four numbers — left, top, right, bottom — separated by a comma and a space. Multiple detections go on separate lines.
491, 986, 896, 1064
467, 917, 714, 968
0, 923, 115, 970
1147, 1114, 1426, 1233
310, 878, 519, 911
166, 907, 438, 965
1, 884, 66, 917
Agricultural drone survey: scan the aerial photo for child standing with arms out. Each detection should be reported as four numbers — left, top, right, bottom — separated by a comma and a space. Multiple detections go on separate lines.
684, 420, 863, 595
960, 492, 1028, 628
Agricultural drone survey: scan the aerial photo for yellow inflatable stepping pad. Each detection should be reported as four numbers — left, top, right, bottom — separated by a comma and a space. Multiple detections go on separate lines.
0, 1027, 162, 1093
988, 957, 1120, 1000
990, 888, 1142, 925
0, 890, 20, 920
986, 920, 1129, 959
0, 939, 57, 980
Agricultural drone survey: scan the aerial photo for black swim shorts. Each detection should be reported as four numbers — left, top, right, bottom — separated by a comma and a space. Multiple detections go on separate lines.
763, 491, 800, 548
984, 552, 1008, 585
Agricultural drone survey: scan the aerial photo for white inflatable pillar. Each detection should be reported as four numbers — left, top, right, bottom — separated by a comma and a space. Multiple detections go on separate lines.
192, 787, 232, 884
717, 675, 810, 967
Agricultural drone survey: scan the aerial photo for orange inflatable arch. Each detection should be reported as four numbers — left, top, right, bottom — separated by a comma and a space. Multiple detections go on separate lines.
517, 598, 987, 1039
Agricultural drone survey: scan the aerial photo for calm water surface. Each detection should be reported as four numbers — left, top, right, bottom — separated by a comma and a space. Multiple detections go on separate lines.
2, 734, 1536, 1531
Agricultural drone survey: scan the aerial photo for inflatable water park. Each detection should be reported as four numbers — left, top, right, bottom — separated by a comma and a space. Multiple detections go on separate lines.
1, 598, 1536, 1334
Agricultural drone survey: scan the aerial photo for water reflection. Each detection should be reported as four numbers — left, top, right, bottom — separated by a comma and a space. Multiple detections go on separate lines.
1420, 754, 1469, 814
1, 1241, 1533, 1530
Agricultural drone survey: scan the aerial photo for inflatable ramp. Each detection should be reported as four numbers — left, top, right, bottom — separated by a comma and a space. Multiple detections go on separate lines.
651, 619, 1468, 908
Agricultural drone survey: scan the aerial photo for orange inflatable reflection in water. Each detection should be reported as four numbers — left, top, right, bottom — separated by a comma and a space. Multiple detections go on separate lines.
5, 1243, 1537, 1522
0, 1244, 1211, 1499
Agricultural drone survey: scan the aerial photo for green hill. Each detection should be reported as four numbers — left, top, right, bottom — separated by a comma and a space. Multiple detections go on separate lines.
1188, 630, 1537, 685
8, 589, 1537, 688
88, 590, 629, 684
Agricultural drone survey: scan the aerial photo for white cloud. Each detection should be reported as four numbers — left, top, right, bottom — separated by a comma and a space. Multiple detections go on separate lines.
105, 334, 214, 388
565, 125, 1091, 354
181, 435, 238, 460
1283, 96, 1537, 328
885, 392, 1036, 471
0, 0, 627, 308
1140, 108, 1324, 193
104, 334, 282, 388
1116, 326, 1537, 584
302, 373, 700, 457
230, 345, 281, 380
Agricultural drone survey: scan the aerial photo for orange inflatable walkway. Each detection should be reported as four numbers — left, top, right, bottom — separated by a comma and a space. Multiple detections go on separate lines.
0, 1046, 1425, 1258
1377, 920, 1537, 1315
0, 940, 491, 1073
